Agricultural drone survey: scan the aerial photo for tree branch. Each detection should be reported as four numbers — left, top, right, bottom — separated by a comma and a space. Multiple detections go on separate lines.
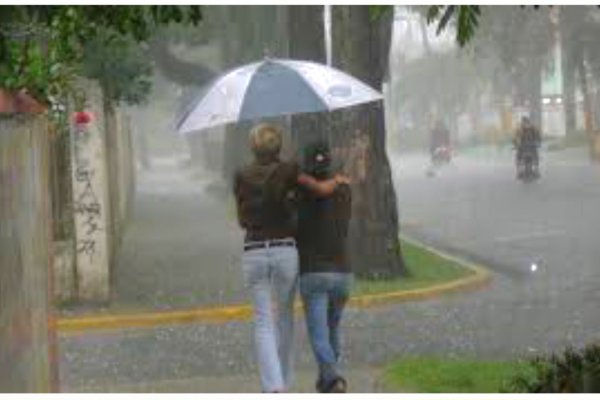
147, 36, 216, 86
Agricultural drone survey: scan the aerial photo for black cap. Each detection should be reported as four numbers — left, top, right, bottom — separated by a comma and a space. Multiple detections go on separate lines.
303, 140, 331, 178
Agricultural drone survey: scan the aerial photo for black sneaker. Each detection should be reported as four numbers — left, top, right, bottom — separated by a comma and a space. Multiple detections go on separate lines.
318, 376, 347, 393
329, 377, 347, 393
316, 377, 326, 393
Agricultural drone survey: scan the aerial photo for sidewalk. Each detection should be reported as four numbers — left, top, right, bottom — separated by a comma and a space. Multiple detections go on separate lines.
61, 367, 382, 393
61, 156, 246, 316
58, 306, 388, 393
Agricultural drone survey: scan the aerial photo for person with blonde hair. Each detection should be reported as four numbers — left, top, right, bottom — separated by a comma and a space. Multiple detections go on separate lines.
233, 123, 349, 393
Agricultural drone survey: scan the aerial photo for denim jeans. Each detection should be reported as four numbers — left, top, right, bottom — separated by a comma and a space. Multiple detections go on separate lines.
299, 272, 352, 388
242, 242, 299, 392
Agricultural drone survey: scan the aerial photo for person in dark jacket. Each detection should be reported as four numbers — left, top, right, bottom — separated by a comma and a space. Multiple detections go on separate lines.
430, 119, 451, 158
513, 116, 542, 178
297, 140, 352, 393
233, 124, 348, 393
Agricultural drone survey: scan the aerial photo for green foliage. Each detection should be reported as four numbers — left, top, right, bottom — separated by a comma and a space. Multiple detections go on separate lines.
81, 29, 152, 105
0, 6, 202, 105
368, 5, 391, 22
426, 6, 481, 47
383, 357, 533, 393
369, 5, 482, 47
398, 51, 480, 123
505, 344, 600, 393
456, 6, 481, 47
353, 238, 473, 294
462, 6, 554, 104
0, 14, 74, 103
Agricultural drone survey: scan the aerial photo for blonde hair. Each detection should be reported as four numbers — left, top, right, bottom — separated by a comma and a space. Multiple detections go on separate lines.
250, 123, 282, 159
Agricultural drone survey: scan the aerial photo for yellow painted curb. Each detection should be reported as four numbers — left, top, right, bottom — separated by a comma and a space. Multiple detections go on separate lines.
57, 236, 491, 334
57, 304, 254, 334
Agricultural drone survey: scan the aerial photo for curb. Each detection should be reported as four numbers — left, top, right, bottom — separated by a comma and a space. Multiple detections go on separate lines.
57, 237, 492, 334
348, 235, 491, 309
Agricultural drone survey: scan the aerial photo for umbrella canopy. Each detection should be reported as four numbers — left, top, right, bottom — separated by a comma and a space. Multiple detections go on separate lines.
176, 58, 382, 135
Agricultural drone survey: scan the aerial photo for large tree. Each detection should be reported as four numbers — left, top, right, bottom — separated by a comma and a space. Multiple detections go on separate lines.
330, 6, 407, 279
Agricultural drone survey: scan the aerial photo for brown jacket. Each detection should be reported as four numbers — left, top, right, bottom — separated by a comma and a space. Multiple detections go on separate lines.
233, 160, 299, 242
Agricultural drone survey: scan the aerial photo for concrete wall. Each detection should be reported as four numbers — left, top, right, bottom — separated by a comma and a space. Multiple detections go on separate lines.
58, 80, 136, 303
0, 115, 58, 392
70, 82, 112, 302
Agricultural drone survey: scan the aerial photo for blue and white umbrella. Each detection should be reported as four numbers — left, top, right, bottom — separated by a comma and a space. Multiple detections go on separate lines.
176, 58, 383, 135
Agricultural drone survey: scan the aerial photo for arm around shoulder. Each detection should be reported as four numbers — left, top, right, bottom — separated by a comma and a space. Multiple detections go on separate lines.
298, 173, 350, 197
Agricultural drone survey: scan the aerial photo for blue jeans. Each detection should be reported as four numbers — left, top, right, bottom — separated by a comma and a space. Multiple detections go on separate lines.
242, 242, 299, 392
299, 272, 352, 388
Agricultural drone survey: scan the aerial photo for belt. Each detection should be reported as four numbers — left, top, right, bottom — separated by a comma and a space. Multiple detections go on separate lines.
244, 239, 296, 251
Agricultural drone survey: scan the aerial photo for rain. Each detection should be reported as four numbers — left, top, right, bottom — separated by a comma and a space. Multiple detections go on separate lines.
1, 4, 600, 394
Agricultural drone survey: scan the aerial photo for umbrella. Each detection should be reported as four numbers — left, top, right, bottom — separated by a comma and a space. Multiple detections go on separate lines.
176, 58, 382, 135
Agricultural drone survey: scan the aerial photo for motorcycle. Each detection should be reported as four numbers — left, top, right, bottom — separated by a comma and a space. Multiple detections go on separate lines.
427, 145, 452, 177
432, 145, 452, 167
516, 145, 540, 183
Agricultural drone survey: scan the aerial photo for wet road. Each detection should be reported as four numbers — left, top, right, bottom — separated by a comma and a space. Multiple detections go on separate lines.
59, 147, 600, 392
394, 146, 600, 285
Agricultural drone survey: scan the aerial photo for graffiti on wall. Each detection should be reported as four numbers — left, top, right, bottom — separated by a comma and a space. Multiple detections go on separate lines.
72, 124, 103, 262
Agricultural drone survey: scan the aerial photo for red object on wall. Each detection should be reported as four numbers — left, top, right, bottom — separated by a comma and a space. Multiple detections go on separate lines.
73, 111, 93, 125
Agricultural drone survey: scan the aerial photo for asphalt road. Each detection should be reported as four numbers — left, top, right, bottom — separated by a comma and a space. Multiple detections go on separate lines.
394, 146, 600, 305
58, 147, 600, 392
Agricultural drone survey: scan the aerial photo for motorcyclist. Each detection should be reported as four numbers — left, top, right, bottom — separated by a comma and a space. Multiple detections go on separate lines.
513, 116, 541, 178
429, 119, 451, 164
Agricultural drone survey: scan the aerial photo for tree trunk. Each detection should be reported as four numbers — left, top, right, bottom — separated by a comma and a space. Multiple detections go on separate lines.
577, 55, 595, 159
594, 89, 600, 132
288, 6, 328, 155
562, 48, 578, 136
331, 6, 407, 279
577, 56, 593, 133
418, 15, 432, 55
525, 60, 543, 130
216, 6, 290, 182
216, 6, 256, 182
148, 36, 215, 87
559, 8, 578, 137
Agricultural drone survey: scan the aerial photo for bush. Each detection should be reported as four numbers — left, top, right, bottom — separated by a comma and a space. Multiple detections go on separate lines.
505, 343, 600, 393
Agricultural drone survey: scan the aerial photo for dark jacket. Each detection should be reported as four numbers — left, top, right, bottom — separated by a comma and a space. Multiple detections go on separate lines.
233, 160, 299, 242
515, 124, 541, 149
297, 183, 352, 274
